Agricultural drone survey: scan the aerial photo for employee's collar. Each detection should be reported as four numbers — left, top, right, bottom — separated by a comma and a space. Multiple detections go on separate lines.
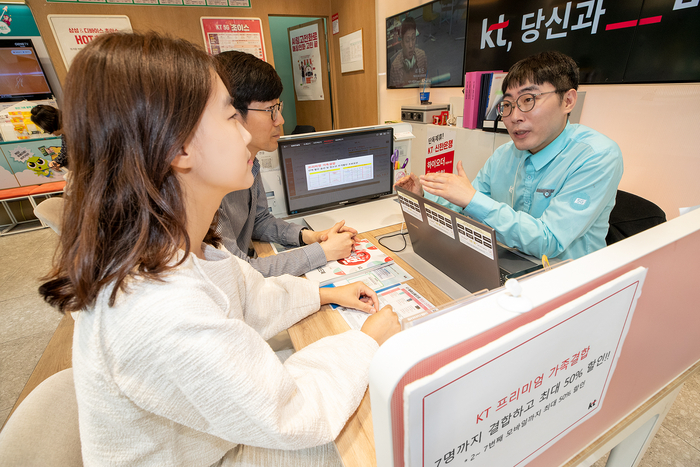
527, 121, 572, 171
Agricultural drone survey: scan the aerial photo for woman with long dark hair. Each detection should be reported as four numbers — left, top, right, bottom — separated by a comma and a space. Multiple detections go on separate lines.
40, 32, 399, 466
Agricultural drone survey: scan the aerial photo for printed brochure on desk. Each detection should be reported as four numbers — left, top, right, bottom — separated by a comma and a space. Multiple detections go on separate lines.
336, 284, 435, 331
304, 238, 393, 286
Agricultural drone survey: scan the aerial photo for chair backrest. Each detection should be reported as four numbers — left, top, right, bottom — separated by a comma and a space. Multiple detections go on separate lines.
291, 125, 316, 135
0, 369, 82, 466
606, 190, 667, 245
33, 196, 64, 235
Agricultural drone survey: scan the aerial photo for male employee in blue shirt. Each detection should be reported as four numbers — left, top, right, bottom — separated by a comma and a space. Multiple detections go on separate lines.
395, 51, 623, 260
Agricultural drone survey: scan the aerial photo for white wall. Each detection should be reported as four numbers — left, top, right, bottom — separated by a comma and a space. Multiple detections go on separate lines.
376, 0, 700, 220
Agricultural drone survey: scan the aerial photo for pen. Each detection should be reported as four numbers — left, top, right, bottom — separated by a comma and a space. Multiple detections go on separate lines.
542, 255, 551, 271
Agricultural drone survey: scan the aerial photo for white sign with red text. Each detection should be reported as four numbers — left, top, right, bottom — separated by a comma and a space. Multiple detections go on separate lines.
200, 17, 265, 60
404, 267, 647, 467
290, 23, 324, 101
48, 15, 132, 69
425, 127, 455, 175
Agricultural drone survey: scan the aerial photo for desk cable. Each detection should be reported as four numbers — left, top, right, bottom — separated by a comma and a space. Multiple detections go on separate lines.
378, 223, 408, 252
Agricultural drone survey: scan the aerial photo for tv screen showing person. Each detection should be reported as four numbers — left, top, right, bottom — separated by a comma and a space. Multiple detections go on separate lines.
386, 1, 467, 89
389, 17, 428, 88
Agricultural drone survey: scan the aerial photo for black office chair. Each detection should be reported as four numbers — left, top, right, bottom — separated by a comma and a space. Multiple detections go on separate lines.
291, 125, 316, 135
605, 190, 666, 245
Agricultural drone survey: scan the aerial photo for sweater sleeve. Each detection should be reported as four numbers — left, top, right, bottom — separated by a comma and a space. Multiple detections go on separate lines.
222, 241, 327, 278
107, 283, 378, 451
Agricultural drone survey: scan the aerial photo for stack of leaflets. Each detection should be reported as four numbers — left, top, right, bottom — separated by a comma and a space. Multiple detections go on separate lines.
304, 238, 394, 286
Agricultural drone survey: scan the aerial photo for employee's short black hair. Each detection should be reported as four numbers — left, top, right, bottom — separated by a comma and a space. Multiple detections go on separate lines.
501, 51, 579, 96
215, 51, 283, 119
30, 104, 62, 134
401, 16, 417, 38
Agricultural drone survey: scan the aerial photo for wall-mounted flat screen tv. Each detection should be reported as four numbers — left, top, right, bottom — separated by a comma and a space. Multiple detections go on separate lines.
0, 39, 54, 102
386, 0, 468, 89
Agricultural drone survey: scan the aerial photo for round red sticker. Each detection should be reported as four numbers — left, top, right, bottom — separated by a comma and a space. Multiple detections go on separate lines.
339, 250, 370, 266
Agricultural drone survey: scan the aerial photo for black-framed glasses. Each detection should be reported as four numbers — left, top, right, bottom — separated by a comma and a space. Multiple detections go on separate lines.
496, 91, 559, 117
246, 101, 284, 121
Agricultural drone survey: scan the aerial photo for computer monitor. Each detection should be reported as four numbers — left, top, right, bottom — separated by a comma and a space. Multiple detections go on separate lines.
277, 127, 394, 216
0, 39, 53, 102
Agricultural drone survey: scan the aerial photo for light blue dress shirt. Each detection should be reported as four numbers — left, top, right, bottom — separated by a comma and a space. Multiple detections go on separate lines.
426, 123, 623, 260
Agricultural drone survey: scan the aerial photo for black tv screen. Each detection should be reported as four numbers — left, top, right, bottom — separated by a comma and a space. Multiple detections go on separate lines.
0, 39, 53, 102
386, 0, 468, 89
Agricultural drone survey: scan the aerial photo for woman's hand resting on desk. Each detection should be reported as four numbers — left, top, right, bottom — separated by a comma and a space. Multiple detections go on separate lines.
319, 282, 400, 346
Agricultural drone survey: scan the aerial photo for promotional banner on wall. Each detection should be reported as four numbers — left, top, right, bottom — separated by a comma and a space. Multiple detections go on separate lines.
200, 17, 265, 60
47, 15, 133, 69
290, 23, 324, 101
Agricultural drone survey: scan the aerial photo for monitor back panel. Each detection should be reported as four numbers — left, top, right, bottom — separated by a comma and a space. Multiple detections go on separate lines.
396, 187, 502, 292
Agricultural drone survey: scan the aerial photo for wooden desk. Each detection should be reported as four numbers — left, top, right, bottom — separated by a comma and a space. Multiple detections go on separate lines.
254, 224, 458, 467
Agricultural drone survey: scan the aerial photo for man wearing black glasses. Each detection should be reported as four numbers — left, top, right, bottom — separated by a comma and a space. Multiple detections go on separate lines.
395, 51, 623, 260
215, 51, 357, 277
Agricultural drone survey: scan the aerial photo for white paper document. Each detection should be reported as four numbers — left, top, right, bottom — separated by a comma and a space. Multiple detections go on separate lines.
329, 263, 412, 290
336, 283, 434, 331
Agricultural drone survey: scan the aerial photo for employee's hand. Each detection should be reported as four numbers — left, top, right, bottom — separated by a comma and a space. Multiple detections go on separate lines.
361, 305, 400, 346
49, 161, 61, 170
310, 221, 356, 261
319, 281, 380, 314
419, 161, 477, 209
303, 220, 359, 245
394, 172, 423, 196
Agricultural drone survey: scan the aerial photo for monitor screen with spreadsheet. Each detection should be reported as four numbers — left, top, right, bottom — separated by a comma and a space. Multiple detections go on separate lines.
277, 127, 394, 215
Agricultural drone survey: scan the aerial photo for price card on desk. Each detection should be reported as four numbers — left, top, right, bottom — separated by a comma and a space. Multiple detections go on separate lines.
336, 283, 434, 331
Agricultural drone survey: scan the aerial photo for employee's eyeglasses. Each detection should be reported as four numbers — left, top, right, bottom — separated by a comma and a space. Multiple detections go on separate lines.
246, 101, 284, 121
496, 91, 559, 117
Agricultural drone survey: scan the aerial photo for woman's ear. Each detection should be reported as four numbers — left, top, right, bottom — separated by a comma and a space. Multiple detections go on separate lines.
171, 146, 194, 171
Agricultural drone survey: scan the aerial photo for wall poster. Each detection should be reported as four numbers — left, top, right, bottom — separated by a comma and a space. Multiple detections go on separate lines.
339, 29, 363, 73
200, 17, 265, 60
47, 15, 133, 69
289, 23, 324, 101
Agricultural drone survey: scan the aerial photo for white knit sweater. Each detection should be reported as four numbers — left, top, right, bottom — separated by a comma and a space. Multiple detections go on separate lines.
72, 245, 378, 466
